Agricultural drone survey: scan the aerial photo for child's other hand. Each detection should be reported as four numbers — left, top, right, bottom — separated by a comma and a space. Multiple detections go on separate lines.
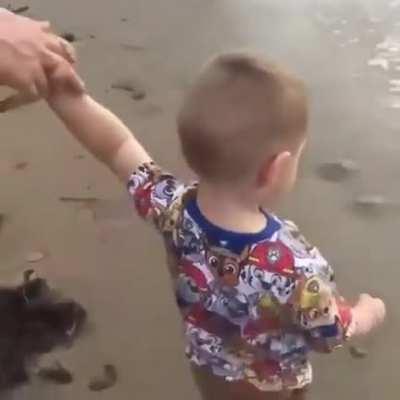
349, 293, 386, 337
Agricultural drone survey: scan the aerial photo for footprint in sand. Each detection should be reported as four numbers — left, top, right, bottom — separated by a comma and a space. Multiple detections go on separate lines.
111, 78, 147, 101
352, 194, 398, 217
88, 364, 118, 391
317, 159, 359, 182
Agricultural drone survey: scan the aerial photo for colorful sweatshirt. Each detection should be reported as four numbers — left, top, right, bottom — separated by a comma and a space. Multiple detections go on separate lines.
127, 162, 352, 392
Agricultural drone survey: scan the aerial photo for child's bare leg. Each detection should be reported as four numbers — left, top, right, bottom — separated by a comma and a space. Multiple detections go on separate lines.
191, 366, 302, 400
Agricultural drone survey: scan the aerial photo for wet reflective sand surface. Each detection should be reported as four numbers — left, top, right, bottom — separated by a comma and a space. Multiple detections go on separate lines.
0, 0, 399, 399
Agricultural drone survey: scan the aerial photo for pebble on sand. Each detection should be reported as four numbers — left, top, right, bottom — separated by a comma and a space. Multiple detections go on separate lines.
25, 251, 45, 263
317, 159, 359, 182
9, 5, 29, 14
61, 32, 77, 43
89, 364, 117, 392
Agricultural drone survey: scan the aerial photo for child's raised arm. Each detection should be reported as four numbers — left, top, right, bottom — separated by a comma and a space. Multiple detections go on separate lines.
48, 92, 152, 182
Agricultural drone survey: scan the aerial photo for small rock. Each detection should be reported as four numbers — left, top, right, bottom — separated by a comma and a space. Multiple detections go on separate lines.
11, 5, 29, 14
25, 251, 45, 263
89, 34, 96, 39
349, 345, 368, 359
61, 32, 77, 43
37, 361, 73, 384
121, 17, 128, 22
89, 364, 117, 391
317, 159, 359, 182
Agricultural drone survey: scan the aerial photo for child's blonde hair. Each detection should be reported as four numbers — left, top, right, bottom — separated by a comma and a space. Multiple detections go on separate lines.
177, 52, 308, 184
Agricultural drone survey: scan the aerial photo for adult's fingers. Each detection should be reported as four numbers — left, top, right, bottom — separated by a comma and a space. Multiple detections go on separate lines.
59, 38, 77, 64
38, 20, 52, 33
0, 7, 12, 14
7, 72, 39, 99
32, 63, 49, 97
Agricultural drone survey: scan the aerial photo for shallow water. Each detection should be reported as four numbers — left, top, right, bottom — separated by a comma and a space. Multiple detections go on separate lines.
0, 0, 399, 399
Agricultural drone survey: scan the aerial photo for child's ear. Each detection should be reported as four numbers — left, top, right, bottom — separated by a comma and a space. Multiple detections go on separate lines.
257, 151, 292, 188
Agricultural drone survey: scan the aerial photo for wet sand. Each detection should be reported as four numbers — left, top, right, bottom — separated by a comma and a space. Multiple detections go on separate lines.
0, 0, 399, 399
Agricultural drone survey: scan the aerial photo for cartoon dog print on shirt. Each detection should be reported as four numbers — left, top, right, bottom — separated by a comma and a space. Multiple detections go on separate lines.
240, 241, 297, 303
176, 261, 210, 306
128, 163, 354, 392
174, 211, 204, 260
205, 245, 249, 287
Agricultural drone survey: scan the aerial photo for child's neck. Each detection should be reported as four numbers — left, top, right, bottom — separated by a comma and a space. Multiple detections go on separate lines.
196, 181, 268, 233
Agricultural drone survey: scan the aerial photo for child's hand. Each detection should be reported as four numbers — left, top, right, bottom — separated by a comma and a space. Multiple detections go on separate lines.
348, 293, 386, 337
0, 38, 84, 113
47, 58, 85, 98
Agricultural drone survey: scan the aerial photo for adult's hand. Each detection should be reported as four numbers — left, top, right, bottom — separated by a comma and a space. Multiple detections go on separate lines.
0, 8, 84, 99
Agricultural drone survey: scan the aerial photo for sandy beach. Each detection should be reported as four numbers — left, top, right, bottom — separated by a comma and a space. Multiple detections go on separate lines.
0, 0, 399, 398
